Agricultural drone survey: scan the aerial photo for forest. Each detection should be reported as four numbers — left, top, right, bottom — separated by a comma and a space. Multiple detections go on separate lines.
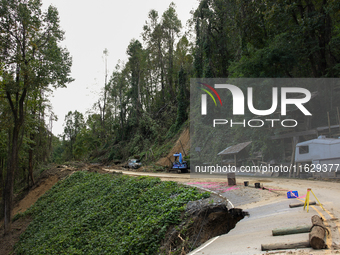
1, 0, 340, 234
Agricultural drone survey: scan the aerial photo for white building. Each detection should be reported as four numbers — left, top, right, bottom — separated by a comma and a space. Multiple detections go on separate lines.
295, 136, 340, 178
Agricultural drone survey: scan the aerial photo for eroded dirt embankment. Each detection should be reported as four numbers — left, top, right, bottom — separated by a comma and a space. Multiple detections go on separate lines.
157, 127, 190, 167
160, 196, 248, 254
0, 164, 78, 255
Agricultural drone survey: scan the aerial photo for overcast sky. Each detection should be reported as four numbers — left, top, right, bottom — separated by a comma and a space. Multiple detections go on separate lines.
42, 0, 199, 136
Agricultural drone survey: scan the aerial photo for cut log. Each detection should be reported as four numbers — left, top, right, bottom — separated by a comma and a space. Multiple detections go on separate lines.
309, 215, 328, 249
261, 241, 310, 251
289, 201, 316, 208
272, 224, 312, 236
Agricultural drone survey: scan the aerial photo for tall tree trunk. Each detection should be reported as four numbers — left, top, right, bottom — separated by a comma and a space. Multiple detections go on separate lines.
3, 77, 27, 234
168, 35, 174, 99
119, 89, 124, 141
3, 125, 19, 234
28, 132, 35, 187
158, 40, 165, 101
0, 158, 2, 184
137, 71, 141, 123
0, 158, 5, 218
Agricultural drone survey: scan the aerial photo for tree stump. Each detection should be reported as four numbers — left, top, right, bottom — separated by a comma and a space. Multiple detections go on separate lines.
227, 173, 236, 186
309, 215, 328, 249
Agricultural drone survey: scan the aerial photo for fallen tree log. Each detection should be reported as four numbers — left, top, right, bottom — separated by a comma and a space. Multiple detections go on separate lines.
261, 241, 310, 251
272, 224, 312, 236
289, 201, 316, 208
309, 215, 328, 249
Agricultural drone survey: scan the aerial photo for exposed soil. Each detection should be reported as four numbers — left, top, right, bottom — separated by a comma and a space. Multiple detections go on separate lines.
0, 215, 32, 255
12, 175, 59, 216
157, 127, 190, 167
0, 175, 60, 255
159, 195, 248, 255
0, 164, 73, 255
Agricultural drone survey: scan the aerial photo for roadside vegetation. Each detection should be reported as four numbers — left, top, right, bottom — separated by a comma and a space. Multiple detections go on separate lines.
15, 171, 209, 254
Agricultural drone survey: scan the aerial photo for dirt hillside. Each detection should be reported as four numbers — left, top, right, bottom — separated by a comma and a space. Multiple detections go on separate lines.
0, 174, 60, 255
156, 127, 190, 167
12, 175, 59, 216
0, 165, 76, 255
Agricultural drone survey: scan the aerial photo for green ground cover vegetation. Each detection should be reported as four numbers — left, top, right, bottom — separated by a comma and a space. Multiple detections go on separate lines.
15, 171, 209, 254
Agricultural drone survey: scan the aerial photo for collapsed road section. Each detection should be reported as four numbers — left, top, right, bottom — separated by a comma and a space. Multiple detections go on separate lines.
160, 196, 249, 254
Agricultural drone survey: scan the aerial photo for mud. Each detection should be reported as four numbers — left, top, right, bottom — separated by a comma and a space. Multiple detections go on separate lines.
159, 196, 248, 254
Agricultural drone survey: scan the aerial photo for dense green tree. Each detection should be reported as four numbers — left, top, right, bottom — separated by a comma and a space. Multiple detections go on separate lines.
127, 39, 144, 122
174, 36, 193, 77
193, 0, 243, 78
162, 2, 182, 98
142, 9, 166, 102
63, 111, 85, 160
229, 0, 340, 78
0, 0, 72, 233
108, 63, 129, 141
175, 66, 188, 130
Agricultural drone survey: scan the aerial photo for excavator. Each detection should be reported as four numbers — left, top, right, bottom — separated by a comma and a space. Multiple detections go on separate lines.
170, 152, 189, 173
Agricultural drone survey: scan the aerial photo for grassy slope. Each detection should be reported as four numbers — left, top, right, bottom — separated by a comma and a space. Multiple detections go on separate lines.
15, 171, 209, 255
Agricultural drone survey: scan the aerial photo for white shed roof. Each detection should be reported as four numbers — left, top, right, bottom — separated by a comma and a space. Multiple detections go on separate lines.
296, 138, 340, 147
217, 141, 252, 155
